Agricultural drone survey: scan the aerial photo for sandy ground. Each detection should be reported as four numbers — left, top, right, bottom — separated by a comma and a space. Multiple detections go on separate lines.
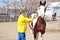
0, 21, 60, 40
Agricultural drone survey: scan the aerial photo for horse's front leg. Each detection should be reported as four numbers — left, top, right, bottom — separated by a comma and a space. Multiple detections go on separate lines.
41, 34, 44, 40
34, 32, 39, 40
34, 31, 37, 40
34, 32, 37, 40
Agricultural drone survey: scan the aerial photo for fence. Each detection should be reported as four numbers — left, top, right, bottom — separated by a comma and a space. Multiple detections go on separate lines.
0, 9, 20, 22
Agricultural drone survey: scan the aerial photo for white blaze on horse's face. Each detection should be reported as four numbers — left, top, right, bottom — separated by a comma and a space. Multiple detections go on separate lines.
37, 5, 45, 18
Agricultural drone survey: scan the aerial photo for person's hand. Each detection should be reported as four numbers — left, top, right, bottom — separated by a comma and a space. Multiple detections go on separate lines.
29, 15, 32, 18
31, 27, 34, 30
30, 25, 34, 30
37, 16, 39, 18
29, 23, 34, 30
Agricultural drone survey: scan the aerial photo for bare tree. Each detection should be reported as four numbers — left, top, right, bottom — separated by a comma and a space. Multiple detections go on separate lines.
2, 0, 9, 14
25, 0, 39, 14
2, 0, 10, 22
14, 0, 17, 21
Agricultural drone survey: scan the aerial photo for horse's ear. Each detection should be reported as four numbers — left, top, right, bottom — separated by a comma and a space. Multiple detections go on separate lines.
40, 1, 42, 5
44, 1, 46, 6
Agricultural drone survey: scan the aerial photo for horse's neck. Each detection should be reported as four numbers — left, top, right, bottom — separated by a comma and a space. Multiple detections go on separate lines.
37, 6, 45, 18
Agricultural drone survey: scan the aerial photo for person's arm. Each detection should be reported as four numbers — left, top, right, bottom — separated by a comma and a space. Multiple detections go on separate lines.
24, 17, 34, 23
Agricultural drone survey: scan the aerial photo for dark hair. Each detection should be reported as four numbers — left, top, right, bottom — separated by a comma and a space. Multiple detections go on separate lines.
20, 10, 25, 14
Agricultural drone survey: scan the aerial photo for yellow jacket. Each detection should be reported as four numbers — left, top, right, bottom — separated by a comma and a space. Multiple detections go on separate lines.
17, 14, 33, 33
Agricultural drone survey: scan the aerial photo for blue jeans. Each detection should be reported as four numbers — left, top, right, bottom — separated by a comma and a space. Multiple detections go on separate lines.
18, 33, 26, 40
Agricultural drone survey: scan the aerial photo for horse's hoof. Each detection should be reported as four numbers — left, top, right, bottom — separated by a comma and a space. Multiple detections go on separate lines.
41, 38, 43, 40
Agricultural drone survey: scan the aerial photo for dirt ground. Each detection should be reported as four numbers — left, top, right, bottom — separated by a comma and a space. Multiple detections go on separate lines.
0, 21, 60, 40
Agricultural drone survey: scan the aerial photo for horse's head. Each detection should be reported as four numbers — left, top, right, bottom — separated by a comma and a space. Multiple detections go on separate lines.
40, 1, 46, 6
37, 1, 46, 18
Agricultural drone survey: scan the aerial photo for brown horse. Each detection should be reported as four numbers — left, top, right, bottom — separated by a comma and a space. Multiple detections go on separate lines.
32, 1, 46, 40
34, 16, 46, 40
